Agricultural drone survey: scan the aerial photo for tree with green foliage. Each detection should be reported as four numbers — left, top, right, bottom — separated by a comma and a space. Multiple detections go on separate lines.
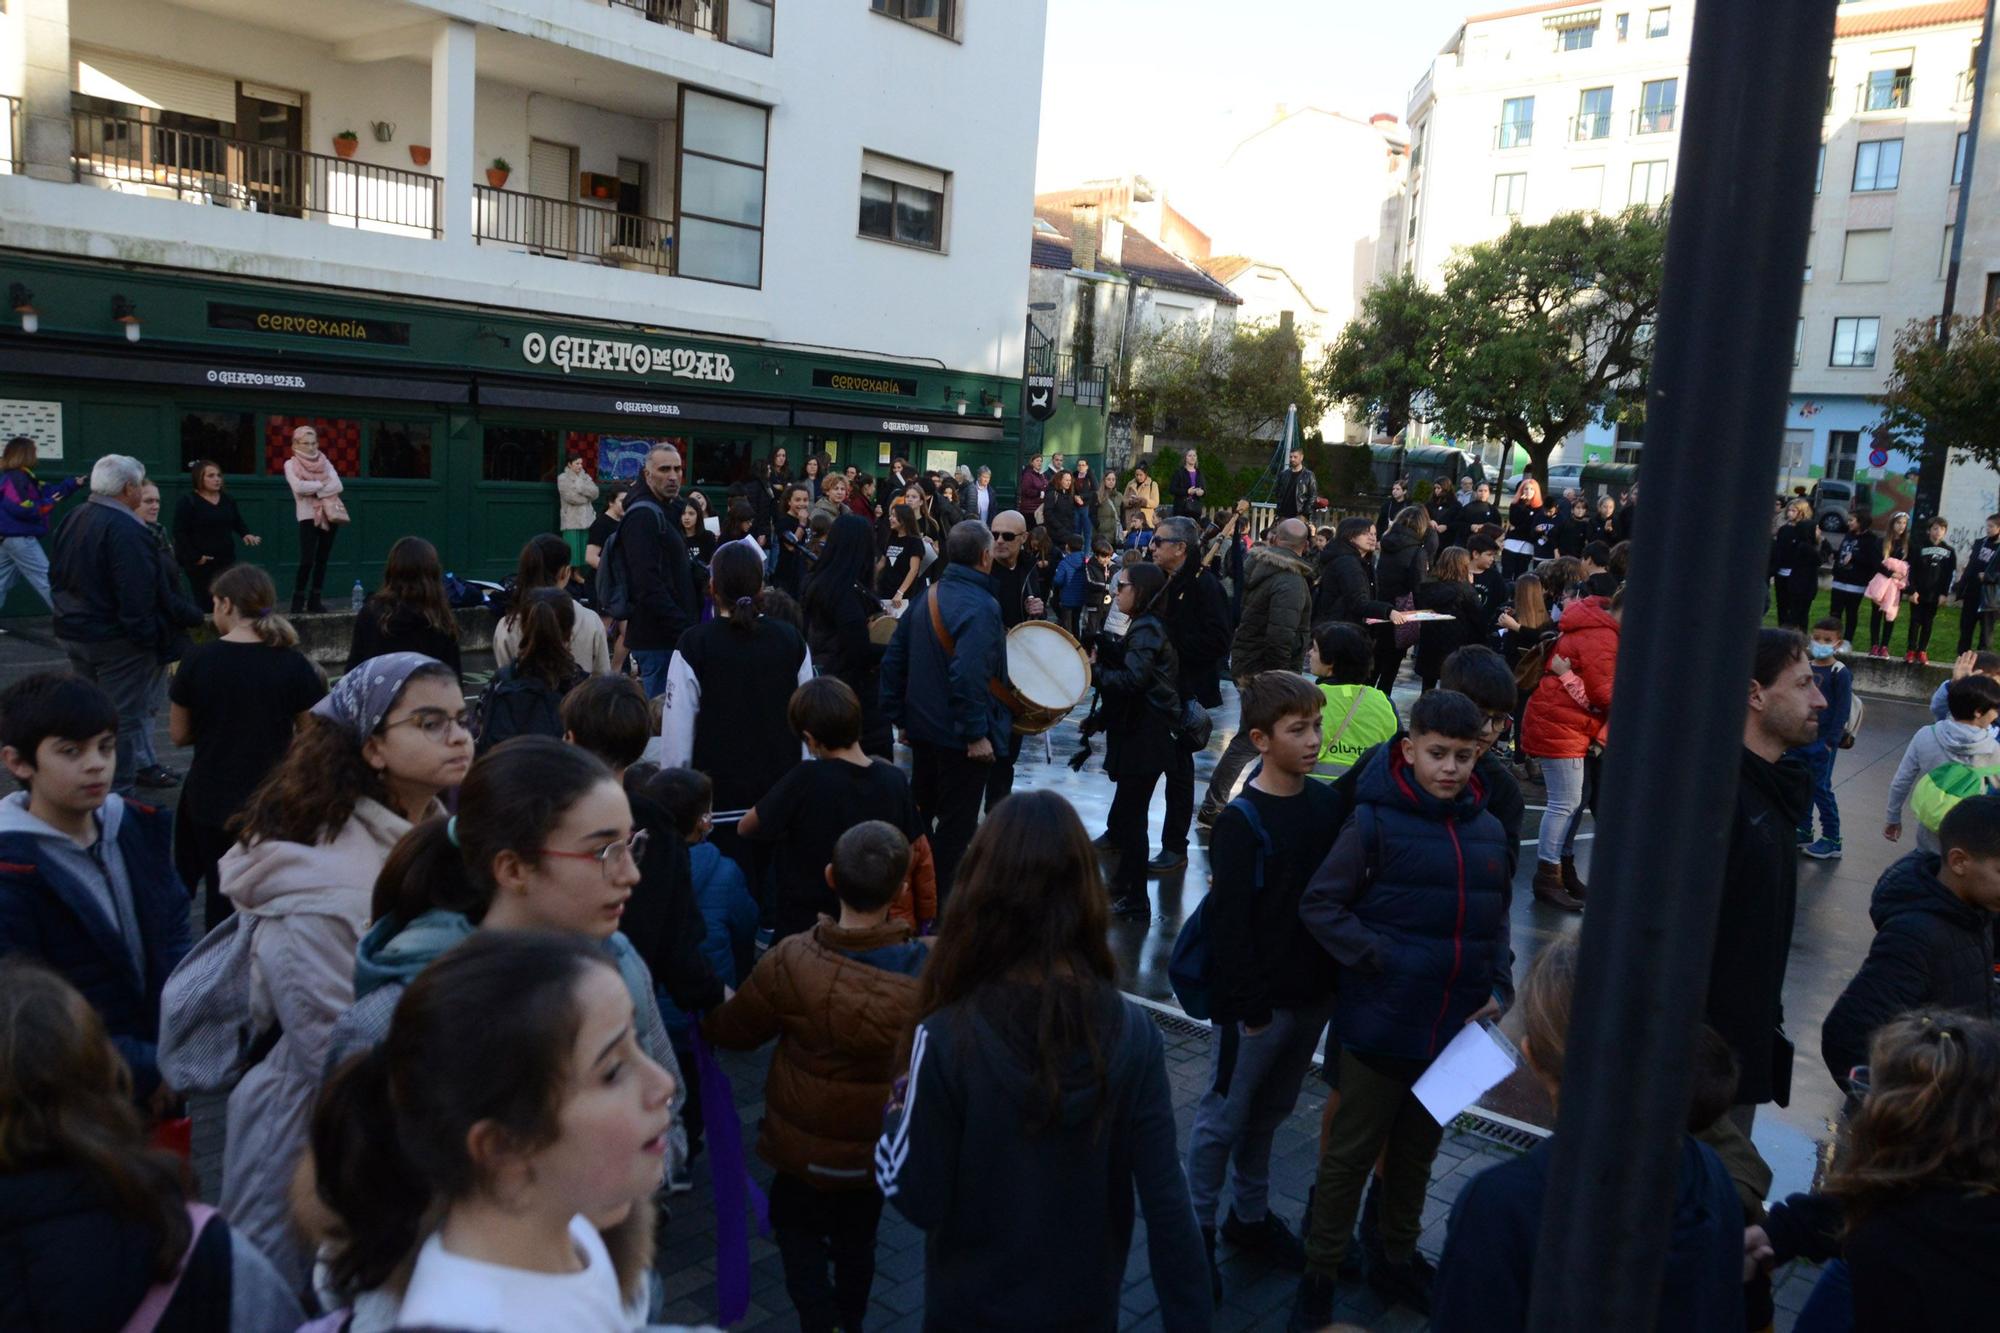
1874, 314, 2000, 481
1125, 316, 1320, 450
1321, 206, 1667, 486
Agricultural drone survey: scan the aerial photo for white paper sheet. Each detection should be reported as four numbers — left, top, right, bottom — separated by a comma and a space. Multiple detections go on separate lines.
1412, 1020, 1519, 1125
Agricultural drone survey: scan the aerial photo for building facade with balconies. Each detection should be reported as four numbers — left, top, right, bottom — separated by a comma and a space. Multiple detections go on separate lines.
1388, 0, 1985, 504
0, 0, 1045, 596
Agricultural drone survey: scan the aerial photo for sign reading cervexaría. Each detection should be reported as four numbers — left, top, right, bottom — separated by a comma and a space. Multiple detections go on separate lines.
520, 331, 736, 383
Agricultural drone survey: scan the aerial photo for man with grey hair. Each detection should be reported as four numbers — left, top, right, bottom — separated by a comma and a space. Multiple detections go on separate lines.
1146, 513, 1230, 873
612, 444, 698, 697
50, 455, 201, 793
1201, 518, 1317, 822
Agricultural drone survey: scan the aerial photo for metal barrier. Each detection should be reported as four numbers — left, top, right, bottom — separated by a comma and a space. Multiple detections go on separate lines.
473, 185, 675, 273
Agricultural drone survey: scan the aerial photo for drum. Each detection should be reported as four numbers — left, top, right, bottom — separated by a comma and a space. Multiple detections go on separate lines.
1004, 620, 1092, 735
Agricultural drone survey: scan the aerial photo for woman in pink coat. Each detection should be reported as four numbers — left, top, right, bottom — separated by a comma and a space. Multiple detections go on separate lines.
283, 424, 344, 613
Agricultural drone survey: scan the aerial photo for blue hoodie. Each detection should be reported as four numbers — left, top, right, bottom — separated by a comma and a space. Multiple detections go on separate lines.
1051, 550, 1090, 609
657, 841, 757, 1038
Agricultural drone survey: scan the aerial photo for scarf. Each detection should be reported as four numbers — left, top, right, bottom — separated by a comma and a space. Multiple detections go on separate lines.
310, 651, 441, 739
291, 446, 330, 481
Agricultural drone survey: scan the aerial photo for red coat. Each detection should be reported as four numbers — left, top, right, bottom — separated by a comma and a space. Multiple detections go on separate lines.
1520, 597, 1619, 760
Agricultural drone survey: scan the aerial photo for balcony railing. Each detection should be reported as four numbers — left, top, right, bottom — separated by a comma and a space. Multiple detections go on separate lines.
1632, 106, 1676, 135
1570, 111, 1611, 142
1054, 354, 1108, 410
473, 185, 675, 273
608, 0, 720, 38
1957, 68, 1976, 105
71, 112, 439, 236
1494, 121, 1534, 149
1858, 74, 1913, 113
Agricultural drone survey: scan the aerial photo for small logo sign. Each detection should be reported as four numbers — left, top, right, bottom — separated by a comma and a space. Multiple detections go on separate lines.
1024, 372, 1057, 422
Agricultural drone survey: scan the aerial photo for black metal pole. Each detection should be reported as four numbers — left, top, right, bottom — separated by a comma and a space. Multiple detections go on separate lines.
1525, 2, 1838, 1328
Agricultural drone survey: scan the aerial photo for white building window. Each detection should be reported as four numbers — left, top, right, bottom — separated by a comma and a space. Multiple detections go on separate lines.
1576, 87, 1613, 140
1560, 23, 1595, 51
676, 88, 769, 287
1615, 11, 1629, 40
728, 0, 775, 54
1646, 6, 1669, 38
1793, 318, 1803, 366
1840, 229, 1892, 283
1852, 138, 1902, 191
1815, 144, 1824, 194
1830, 316, 1879, 368
1955, 131, 1969, 186
1862, 64, 1913, 112
1942, 224, 1956, 280
859, 151, 948, 251
1805, 229, 1814, 283
1492, 172, 1527, 217
1568, 164, 1605, 212
872, 0, 954, 38
1637, 78, 1677, 133
1498, 97, 1535, 149
1629, 159, 1668, 208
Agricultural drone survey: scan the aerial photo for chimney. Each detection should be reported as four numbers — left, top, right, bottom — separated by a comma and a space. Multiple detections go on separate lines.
1071, 204, 1100, 273
1101, 217, 1125, 267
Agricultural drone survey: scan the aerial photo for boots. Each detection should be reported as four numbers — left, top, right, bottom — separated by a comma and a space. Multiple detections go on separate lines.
1560, 855, 1588, 903
1286, 1273, 1336, 1333
290, 591, 307, 614
1533, 861, 1584, 912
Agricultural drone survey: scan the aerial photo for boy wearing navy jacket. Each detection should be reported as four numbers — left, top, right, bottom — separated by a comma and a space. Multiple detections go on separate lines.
1792, 618, 1854, 860
1904, 516, 1955, 664
1290, 689, 1510, 1326
1954, 513, 2000, 654
1186, 672, 1340, 1302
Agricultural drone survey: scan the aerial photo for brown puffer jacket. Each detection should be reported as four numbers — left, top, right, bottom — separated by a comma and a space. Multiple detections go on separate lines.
702, 919, 928, 1188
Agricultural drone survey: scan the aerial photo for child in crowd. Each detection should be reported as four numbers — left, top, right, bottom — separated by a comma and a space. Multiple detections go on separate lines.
0, 673, 189, 1107
0, 959, 303, 1332
1953, 513, 2000, 654
1822, 792, 2000, 1093
1430, 939, 1746, 1331
1580, 541, 1617, 599
314, 933, 678, 1333
1466, 532, 1509, 623
1792, 618, 1854, 860
1188, 673, 1340, 1301
1751, 1012, 2000, 1328
1305, 621, 1400, 783
705, 821, 928, 1333
648, 766, 759, 1044
1885, 673, 2000, 854
1051, 533, 1090, 636
1081, 537, 1117, 644
741, 677, 935, 942
1292, 690, 1511, 1323
1928, 650, 2000, 735
1904, 516, 1955, 665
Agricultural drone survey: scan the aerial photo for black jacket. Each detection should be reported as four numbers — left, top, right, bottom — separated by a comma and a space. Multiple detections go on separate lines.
1414, 579, 1486, 682
1766, 1187, 2000, 1332
1708, 749, 1813, 1105
1206, 782, 1341, 1026
1768, 519, 1821, 591
1097, 612, 1180, 779
1313, 542, 1388, 625
1830, 529, 1885, 593
1375, 494, 1406, 536
805, 579, 892, 757
1273, 466, 1319, 520
1168, 467, 1205, 519
1455, 499, 1499, 544
1820, 851, 1995, 1090
51, 499, 201, 655
617, 494, 699, 652
1956, 535, 2000, 602
1157, 561, 1230, 708
346, 601, 463, 678
622, 783, 726, 1018
1375, 527, 1429, 605
1907, 540, 1958, 604
1551, 511, 1589, 558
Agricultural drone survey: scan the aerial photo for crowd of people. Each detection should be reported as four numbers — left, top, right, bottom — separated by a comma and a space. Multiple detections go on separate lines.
0, 438, 1994, 1333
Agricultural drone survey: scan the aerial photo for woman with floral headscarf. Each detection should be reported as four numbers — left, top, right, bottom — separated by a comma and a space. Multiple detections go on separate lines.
1503, 477, 1552, 579
212, 652, 471, 1289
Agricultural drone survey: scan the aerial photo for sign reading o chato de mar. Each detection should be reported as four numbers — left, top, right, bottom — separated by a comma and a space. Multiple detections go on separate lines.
521, 330, 736, 383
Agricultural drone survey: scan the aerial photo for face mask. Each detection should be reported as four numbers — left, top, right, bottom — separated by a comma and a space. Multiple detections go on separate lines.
1809, 641, 1837, 660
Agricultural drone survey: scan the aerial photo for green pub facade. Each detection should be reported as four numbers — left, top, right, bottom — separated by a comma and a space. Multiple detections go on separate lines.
0, 254, 1026, 613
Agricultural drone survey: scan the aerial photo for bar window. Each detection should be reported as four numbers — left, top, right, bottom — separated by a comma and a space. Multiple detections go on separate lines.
677, 88, 769, 288
368, 422, 433, 479
859, 151, 948, 251
180, 410, 257, 476
483, 426, 560, 482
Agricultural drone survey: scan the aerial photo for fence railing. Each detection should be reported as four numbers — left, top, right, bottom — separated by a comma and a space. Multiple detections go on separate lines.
1631, 105, 1676, 135
608, 0, 721, 38
1494, 120, 1534, 149
1570, 111, 1611, 142
1858, 74, 1913, 113
473, 184, 675, 273
71, 112, 439, 236
1054, 354, 1109, 410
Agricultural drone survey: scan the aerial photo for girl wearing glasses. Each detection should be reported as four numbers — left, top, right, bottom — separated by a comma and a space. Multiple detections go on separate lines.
213, 652, 471, 1289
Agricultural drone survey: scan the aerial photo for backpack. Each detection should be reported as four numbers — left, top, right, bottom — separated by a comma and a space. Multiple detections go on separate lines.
593, 497, 667, 618
1840, 691, 1863, 750
1168, 797, 1269, 1021
473, 666, 572, 754
157, 915, 280, 1095
1910, 744, 2000, 833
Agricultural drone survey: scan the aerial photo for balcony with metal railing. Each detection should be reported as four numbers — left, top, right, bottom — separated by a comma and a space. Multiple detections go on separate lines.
473, 184, 675, 273
605, 0, 773, 54
1858, 73, 1913, 113
1631, 105, 1676, 135
1493, 120, 1535, 150
1569, 111, 1612, 143
1054, 354, 1108, 409
70, 110, 439, 236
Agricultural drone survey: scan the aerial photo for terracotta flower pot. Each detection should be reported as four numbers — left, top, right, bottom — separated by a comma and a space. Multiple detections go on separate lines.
486, 167, 510, 188
408, 145, 431, 167
333, 137, 358, 159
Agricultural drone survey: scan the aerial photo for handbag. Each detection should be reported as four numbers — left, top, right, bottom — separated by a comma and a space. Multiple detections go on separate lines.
1392, 593, 1420, 651
1172, 697, 1213, 751
318, 494, 351, 526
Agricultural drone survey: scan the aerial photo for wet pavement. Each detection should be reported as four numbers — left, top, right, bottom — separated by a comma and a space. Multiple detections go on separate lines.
1008, 669, 1929, 1203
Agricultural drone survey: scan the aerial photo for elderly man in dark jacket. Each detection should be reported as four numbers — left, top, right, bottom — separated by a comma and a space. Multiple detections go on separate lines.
1711, 629, 1822, 1129
1200, 519, 1316, 823
616, 445, 699, 697
881, 521, 1010, 904
1820, 797, 2000, 1093
50, 456, 202, 795
1146, 515, 1230, 871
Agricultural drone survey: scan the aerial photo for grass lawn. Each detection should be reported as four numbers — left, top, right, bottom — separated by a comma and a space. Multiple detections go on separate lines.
1762, 586, 1973, 659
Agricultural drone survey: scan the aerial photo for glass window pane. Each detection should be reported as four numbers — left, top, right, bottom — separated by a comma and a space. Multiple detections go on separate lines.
368, 422, 432, 479
681, 153, 765, 227
1855, 319, 1878, 366
483, 426, 559, 483
1647, 7, 1669, 37
728, 0, 773, 54
860, 174, 894, 237
690, 436, 753, 488
681, 90, 767, 166
894, 184, 941, 248
180, 410, 256, 476
678, 216, 763, 286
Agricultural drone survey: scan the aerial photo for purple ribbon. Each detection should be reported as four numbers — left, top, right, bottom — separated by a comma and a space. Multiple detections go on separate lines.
691, 1028, 769, 1326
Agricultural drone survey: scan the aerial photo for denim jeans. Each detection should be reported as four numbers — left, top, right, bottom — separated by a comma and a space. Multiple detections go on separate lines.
0, 535, 53, 609
1536, 755, 1587, 863
62, 638, 156, 793
130, 665, 168, 770
1786, 741, 1839, 841
1792, 1258, 1853, 1333
631, 648, 673, 699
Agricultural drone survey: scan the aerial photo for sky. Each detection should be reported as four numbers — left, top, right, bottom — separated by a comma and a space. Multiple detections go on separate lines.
1034, 0, 1477, 200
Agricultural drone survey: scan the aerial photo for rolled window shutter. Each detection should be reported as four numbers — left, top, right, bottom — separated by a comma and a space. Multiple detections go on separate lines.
72, 48, 236, 124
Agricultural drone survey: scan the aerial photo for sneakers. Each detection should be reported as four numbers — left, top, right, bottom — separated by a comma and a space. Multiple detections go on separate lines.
1195, 802, 1223, 830
1532, 861, 1584, 913
1285, 1274, 1336, 1333
1108, 893, 1152, 920
1221, 1207, 1307, 1270
1796, 828, 1816, 848
1368, 1251, 1437, 1315
1146, 849, 1189, 874
1870, 644, 1889, 659
1905, 650, 1918, 664
1802, 837, 1843, 860
1919, 651, 1931, 666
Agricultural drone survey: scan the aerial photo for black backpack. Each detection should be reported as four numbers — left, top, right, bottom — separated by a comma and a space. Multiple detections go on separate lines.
594, 497, 668, 618
473, 667, 575, 755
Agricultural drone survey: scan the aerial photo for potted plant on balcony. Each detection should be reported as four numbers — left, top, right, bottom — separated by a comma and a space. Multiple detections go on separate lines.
408, 144, 431, 167
486, 157, 512, 188
332, 130, 360, 159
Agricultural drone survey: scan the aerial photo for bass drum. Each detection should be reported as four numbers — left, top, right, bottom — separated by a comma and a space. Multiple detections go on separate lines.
1005, 620, 1092, 735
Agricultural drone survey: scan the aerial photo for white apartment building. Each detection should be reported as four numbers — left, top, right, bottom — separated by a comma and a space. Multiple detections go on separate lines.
1391, 0, 1986, 507
0, 0, 1046, 597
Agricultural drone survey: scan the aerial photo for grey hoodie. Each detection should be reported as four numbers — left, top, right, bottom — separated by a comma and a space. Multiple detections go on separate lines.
0, 791, 139, 976
1886, 718, 2000, 852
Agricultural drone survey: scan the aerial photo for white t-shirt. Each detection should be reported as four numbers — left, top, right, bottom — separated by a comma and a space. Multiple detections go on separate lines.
395, 1215, 627, 1333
